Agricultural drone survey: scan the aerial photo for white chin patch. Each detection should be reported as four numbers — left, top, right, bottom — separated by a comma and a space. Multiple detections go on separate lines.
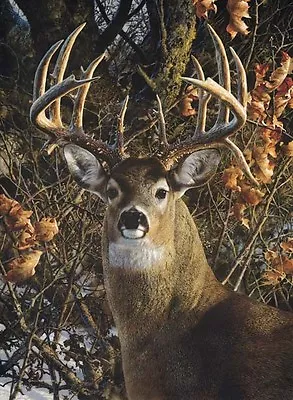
121, 229, 145, 239
108, 238, 165, 269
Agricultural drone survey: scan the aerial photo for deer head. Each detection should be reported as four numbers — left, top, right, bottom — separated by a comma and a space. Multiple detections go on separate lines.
30, 22, 255, 258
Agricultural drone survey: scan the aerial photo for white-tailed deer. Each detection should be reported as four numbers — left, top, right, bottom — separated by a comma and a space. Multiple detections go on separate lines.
30, 24, 293, 400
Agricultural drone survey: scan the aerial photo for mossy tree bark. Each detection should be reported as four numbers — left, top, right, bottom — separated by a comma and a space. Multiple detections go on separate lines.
143, 0, 196, 109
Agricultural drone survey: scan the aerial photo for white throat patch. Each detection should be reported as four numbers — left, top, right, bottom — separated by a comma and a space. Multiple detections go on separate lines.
108, 239, 165, 270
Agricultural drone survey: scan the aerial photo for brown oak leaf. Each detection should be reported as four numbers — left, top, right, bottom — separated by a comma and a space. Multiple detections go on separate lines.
261, 127, 282, 158
265, 249, 293, 275
0, 195, 19, 215
233, 201, 249, 228
180, 86, 198, 117
254, 63, 270, 87
35, 217, 59, 242
262, 269, 286, 286
252, 146, 275, 183
280, 238, 293, 253
5, 210, 33, 232
282, 141, 293, 157
275, 77, 293, 117
247, 84, 271, 121
6, 250, 43, 282
226, 0, 250, 39
18, 228, 36, 250
222, 166, 243, 191
239, 182, 264, 205
0, 194, 33, 231
265, 52, 292, 92
193, 0, 217, 18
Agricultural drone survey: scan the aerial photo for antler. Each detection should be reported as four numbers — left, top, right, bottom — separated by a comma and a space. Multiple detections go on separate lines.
156, 25, 257, 185
30, 23, 127, 167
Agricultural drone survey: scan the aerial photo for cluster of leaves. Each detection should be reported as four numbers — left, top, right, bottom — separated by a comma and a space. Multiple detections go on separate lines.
0, 194, 58, 282
263, 239, 293, 286
220, 53, 292, 290
193, 0, 250, 38
178, 21, 292, 298
222, 52, 292, 228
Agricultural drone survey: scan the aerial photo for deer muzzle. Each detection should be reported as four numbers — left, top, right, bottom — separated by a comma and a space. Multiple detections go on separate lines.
118, 207, 149, 239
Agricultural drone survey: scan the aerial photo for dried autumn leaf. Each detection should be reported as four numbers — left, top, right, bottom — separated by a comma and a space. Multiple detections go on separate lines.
254, 64, 270, 87
193, 0, 217, 18
277, 77, 293, 96
280, 238, 293, 253
282, 257, 293, 274
6, 250, 43, 282
265, 52, 292, 92
261, 127, 282, 158
18, 228, 36, 250
226, 0, 250, 39
264, 250, 293, 275
239, 182, 264, 205
252, 146, 275, 183
275, 77, 293, 118
247, 84, 271, 121
180, 86, 198, 117
4, 208, 33, 231
0, 194, 19, 215
262, 269, 286, 286
233, 201, 249, 228
282, 141, 293, 157
35, 217, 58, 242
222, 166, 243, 191
243, 148, 253, 166
0, 194, 33, 231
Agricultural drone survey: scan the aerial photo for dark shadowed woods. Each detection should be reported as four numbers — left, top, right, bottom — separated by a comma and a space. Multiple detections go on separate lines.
0, 1, 292, 399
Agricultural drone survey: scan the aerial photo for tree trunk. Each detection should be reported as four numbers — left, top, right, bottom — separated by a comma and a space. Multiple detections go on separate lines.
144, 0, 196, 108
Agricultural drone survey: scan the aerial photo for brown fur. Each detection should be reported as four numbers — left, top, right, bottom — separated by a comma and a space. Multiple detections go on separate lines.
100, 158, 293, 399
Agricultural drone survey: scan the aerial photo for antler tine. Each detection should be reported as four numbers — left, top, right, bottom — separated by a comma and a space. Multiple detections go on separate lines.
157, 25, 257, 184
116, 95, 129, 157
224, 139, 259, 185
191, 56, 211, 137
50, 23, 87, 127
207, 25, 231, 125
70, 53, 106, 131
30, 72, 99, 134
156, 95, 168, 148
180, 23, 247, 144
180, 76, 246, 142
33, 40, 63, 102
31, 25, 126, 168
222, 47, 258, 185
229, 47, 247, 108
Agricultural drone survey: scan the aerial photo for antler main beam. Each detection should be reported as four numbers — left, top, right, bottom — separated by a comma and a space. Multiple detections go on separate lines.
30, 24, 127, 167
157, 25, 257, 185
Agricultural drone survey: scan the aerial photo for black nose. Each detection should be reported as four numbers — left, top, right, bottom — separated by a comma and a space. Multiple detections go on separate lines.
118, 208, 148, 230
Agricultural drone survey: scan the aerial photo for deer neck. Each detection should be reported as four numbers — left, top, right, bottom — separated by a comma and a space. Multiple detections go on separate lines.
102, 199, 225, 339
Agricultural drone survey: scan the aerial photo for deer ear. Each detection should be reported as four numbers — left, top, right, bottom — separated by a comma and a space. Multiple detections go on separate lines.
169, 149, 221, 197
63, 144, 108, 202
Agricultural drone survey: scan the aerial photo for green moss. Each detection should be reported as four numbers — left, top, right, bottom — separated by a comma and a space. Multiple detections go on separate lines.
154, 21, 196, 109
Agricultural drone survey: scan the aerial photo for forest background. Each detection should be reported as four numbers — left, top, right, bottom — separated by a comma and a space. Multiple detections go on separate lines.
0, 0, 292, 399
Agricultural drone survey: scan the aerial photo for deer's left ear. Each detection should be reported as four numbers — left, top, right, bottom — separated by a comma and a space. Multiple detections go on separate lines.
168, 149, 221, 197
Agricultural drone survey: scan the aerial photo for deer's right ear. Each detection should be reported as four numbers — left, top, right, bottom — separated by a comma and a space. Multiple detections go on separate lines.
63, 144, 108, 202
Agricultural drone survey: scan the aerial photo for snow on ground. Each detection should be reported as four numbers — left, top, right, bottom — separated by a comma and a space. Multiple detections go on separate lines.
0, 382, 63, 400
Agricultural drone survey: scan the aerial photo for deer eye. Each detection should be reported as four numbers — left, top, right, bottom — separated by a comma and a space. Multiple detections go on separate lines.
155, 188, 168, 200
107, 187, 119, 200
